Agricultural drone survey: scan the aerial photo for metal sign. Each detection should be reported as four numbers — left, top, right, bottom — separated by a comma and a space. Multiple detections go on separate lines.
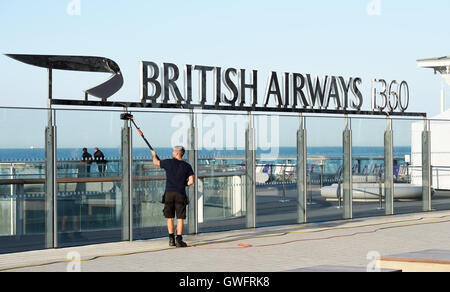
141, 61, 412, 115
5, 54, 423, 117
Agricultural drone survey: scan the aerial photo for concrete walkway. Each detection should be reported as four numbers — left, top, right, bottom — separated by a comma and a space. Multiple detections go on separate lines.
1, 211, 450, 272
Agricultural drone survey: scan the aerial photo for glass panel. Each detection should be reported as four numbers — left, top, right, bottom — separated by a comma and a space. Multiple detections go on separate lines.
56, 109, 123, 247
430, 120, 450, 211
0, 108, 47, 253
393, 118, 424, 214
132, 111, 189, 240
351, 118, 386, 218
198, 113, 247, 233
255, 115, 298, 227
306, 116, 344, 222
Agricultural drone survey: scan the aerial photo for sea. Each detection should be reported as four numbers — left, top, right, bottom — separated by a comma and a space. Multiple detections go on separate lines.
0, 146, 412, 180
0, 146, 411, 162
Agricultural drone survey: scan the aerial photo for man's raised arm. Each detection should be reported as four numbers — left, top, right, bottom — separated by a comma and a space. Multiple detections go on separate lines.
151, 150, 161, 167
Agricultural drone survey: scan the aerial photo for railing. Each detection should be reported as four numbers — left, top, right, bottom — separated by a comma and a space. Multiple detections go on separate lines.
0, 155, 416, 237
0, 157, 248, 237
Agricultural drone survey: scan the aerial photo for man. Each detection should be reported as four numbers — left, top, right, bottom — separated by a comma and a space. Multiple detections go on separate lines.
151, 146, 194, 248
93, 147, 107, 176
81, 148, 92, 176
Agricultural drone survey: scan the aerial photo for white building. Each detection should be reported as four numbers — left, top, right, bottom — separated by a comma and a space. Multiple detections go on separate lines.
411, 57, 450, 190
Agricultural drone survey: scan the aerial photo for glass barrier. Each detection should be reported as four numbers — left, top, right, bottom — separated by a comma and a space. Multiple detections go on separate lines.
255, 115, 298, 227
351, 118, 386, 218
430, 120, 450, 211
56, 109, 123, 247
2, 106, 450, 254
306, 116, 345, 222
197, 113, 247, 233
392, 118, 424, 215
0, 108, 47, 254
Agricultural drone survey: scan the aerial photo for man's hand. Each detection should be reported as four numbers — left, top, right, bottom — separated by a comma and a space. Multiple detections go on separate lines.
151, 150, 160, 167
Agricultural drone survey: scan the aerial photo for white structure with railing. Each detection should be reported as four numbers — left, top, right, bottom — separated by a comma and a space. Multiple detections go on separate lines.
412, 56, 450, 190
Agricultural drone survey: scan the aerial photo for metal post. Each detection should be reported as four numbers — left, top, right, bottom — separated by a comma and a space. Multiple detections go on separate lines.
384, 118, 394, 215
121, 120, 132, 241
48, 69, 53, 125
280, 166, 287, 202
15, 184, 25, 237
187, 109, 198, 235
45, 124, 57, 248
10, 164, 14, 236
245, 112, 256, 228
297, 115, 307, 224
441, 80, 445, 114
422, 119, 432, 211
45, 69, 57, 248
320, 162, 324, 189
342, 116, 353, 219
378, 171, 383, 210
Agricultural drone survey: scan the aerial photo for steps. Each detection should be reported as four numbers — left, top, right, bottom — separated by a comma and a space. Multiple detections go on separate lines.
378, 250, 450, 272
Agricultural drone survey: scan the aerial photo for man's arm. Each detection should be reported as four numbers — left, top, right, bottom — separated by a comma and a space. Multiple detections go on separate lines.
151, 150, 161, 167
187, 175, 194, 187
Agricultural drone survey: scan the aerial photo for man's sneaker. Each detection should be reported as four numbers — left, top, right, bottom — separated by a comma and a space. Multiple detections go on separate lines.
176, 235, 188, 248
169, 234, 176, 247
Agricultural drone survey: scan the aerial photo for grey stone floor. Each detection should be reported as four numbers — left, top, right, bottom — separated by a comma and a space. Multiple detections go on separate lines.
1, 210, 450, 272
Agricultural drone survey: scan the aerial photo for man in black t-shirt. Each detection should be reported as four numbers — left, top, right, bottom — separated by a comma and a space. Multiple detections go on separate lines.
81, 148, 92, 177
151, 146, 194, 248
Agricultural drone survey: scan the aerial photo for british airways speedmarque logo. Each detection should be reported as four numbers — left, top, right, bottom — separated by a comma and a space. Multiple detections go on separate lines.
6, 54, 123, 101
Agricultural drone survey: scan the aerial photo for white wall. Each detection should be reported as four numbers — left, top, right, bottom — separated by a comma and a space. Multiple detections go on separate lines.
411, 111, 450, 190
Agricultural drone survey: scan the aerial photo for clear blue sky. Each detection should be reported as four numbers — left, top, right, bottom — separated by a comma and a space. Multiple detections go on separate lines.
0, 0, 449, 148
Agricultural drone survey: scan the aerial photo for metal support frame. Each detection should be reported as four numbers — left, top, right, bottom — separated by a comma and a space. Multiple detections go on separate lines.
422, 120, 432, 212
384, 118, 394, 215
50, 98, 427, 118
245, 113, 256, 228
297, 116, 307, 224
342, 117, 353, 219
187, 110, 199, 234
121, 121, 133, 241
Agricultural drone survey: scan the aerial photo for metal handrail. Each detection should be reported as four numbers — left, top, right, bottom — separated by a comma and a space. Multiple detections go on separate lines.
0, 171, 246, 186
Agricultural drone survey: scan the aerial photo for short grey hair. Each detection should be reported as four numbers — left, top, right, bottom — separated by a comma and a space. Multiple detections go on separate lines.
174, 146, 185, 155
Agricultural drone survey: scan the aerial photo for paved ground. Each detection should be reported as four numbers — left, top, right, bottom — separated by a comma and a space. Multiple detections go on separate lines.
1, 210, 450, 272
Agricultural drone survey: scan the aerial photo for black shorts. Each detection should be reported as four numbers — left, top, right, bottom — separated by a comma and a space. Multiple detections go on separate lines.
58, 198, 81, 217
163, 192, 188, 219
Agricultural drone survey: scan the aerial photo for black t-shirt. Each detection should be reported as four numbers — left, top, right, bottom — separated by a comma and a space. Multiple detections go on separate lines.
82, 152, 92, 163
160, 159, 194, 196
